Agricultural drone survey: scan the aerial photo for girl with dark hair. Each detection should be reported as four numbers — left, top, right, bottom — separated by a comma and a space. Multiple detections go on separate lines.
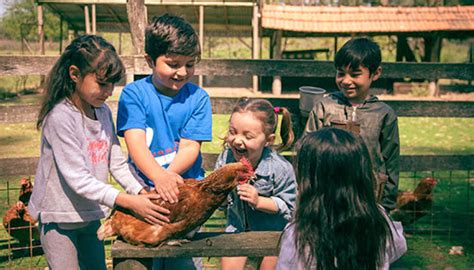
29, 35, 168, 269
216, 98, 297, 270
277, 128, 406, 270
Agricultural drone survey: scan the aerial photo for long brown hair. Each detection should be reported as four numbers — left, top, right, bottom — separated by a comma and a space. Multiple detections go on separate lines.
37, 35, 124, 129
293, 128, 391, 269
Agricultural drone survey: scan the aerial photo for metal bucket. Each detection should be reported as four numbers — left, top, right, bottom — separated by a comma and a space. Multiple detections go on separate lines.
299, 86, 326, 117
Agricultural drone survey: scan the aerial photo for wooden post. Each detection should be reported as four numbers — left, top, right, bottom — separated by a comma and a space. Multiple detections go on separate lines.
37, 4, 45, 55
424, 34, 442, 97
59, 16, 63, 53
84, 5, 91, 34
199, 5, 204, 87
92, 4, 97, 35
271, 30, 282, 95
127, 0, 146, 55
252, 4, 260, 93
126, 0, 147, 81
68, 29, 75, 43
119, 31, 123, 55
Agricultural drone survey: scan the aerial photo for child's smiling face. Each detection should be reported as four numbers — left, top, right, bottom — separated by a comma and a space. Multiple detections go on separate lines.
226, 111, 274, 168
146, 54, 196, 97
336, 64, 381, 105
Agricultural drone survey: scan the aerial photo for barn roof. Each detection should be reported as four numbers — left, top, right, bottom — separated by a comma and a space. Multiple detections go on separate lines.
262, 5, 474, 35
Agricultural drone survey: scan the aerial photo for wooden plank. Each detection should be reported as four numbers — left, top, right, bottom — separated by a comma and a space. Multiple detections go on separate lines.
1, 56, 473, 80
1, 98, 473, 124
2, 155, 472, 177
111, 231, 281, 258
0, 157, 39, 177
211, 97, 474, 117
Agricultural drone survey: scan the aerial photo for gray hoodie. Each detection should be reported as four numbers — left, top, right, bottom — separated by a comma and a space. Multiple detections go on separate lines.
29, 99, 145, 223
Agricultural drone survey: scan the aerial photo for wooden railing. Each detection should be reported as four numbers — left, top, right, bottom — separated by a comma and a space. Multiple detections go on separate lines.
1, 56, 473, 268
1, 56, 474, 80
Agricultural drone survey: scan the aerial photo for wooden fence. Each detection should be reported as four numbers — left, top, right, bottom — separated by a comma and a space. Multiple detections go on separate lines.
0, 56, 473, 269
1, 55, 472, 174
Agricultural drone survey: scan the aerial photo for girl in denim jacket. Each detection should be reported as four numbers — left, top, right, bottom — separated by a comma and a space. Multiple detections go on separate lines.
215, 98, 297, 270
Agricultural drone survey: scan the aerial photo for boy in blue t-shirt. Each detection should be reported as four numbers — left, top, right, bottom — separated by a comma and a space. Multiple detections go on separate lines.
117, 13, 212, 208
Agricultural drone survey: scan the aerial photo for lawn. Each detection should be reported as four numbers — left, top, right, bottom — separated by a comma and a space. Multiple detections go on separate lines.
0, 115, 473, 269
1, 116, 473, 158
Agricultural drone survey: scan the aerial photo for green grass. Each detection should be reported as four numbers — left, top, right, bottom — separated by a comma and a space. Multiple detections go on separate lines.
1, 116, 473, 158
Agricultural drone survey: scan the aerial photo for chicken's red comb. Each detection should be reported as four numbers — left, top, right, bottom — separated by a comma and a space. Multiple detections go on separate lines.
238, 157, 254, 184
20, 177, 30, 185
422, 177, 438, 185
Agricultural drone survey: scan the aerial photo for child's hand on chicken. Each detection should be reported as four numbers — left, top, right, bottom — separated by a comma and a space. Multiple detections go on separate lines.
237, 184, 259, 209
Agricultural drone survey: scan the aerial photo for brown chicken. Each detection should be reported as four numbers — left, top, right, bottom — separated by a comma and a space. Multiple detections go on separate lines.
18, 177, 33, 205
391, 177, 438, 226
3, 177, 39, 246
97, 159, 254, 247
3, 201, 39, 246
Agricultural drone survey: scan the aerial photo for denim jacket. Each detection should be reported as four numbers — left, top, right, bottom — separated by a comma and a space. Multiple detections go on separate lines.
305, 92, 400, 211
215, 147, 297, 232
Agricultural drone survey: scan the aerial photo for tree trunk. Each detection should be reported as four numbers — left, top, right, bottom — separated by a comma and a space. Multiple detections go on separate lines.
126, 0, 147, 55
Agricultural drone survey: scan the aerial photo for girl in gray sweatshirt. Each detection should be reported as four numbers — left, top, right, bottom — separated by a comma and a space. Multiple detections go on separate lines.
29, 35, 170, 270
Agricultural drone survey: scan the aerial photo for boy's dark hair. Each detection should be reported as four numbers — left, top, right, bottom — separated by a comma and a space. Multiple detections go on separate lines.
335, 37, 381, 75
37, 35, 124, 129
145, 13, 201, 62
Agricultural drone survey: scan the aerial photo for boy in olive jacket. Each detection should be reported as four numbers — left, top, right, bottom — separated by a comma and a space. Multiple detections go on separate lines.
305, 37, 400, 212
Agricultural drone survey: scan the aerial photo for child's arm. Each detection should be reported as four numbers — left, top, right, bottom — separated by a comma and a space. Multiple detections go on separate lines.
108, 113, 147, 194
380, 113, 400, 212
114, 192, 170, 225
42, 111, 168, 224
304, 101, 324, 135
124, 129, 183, 203
237, 183, 278, 213
167, 138, 201, 175
238, 163, 296, 218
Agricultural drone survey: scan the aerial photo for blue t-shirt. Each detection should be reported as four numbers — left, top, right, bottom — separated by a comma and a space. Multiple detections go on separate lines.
117, 76, 212, 186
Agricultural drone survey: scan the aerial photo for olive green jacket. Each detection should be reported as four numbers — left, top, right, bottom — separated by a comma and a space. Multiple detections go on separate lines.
305, 92, 400, 211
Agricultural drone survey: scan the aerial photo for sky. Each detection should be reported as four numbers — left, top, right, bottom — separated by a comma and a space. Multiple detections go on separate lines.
0, 1, 10, 17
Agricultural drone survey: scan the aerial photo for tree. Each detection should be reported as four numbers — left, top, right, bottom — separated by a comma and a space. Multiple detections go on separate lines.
0, 0, 65, 41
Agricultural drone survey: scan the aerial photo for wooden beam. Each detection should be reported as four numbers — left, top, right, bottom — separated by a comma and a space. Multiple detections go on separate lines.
92, 4, 96, 34
37, 4, 45, 55
199, 5, 204, 87
112, 232, 281, 259
127, 0, 146, 55
271, 30, 282, 95
252, 4, 259, 93
84, 5, 91, 34
1, 56, 474, 81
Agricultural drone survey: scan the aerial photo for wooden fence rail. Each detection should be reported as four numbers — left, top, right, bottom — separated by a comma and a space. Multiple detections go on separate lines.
2, 154, 473, 178
1, 56, 474, 81
1, 98, 474, 124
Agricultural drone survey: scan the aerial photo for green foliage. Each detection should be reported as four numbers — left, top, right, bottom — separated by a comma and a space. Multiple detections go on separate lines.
0, 0, 65, 41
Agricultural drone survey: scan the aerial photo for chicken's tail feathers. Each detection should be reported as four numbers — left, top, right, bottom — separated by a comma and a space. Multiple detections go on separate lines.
97, 219, 115, 240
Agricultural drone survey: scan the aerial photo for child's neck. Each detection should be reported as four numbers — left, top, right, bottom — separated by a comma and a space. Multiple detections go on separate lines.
69, 96, 96, 120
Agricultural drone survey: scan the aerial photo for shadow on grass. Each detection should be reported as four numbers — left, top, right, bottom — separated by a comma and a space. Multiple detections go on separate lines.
0, 240, 43, 263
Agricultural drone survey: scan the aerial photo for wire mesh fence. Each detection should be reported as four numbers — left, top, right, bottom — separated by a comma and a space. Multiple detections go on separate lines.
0, 170, 472, 269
